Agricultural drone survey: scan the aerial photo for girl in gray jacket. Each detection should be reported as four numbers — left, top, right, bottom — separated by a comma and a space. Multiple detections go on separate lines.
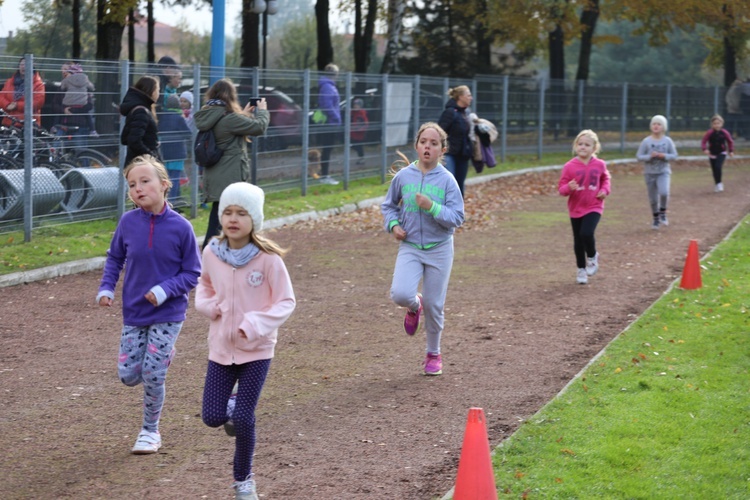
636, 115, 678, 229
381, 122, 464, 375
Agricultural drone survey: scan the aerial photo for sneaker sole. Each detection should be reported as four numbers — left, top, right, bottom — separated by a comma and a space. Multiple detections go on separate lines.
424, 370, 442, 376
131, 445, 161, 454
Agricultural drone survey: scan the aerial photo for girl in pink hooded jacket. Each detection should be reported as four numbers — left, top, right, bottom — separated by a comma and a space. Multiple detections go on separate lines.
558, 129, 611, 285
195, 182, 295, 499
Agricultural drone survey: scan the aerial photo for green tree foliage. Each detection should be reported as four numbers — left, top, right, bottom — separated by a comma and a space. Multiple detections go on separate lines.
6, 0, 97, 59
571, 20, 712, 85
399, 0, 535, 77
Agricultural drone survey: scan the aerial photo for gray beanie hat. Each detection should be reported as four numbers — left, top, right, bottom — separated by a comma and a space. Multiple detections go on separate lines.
219, 182, 265, 232
650, 114, 668, 131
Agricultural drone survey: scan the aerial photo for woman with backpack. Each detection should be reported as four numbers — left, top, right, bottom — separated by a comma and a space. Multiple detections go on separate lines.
194, 79, 270, 249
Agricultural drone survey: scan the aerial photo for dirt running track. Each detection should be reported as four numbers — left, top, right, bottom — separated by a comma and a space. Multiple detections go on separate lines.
1, 158, 749, 499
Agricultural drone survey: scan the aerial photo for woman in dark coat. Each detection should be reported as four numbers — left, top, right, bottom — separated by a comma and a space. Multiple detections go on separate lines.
120, 75, 161, 166
437, 85, 474, 197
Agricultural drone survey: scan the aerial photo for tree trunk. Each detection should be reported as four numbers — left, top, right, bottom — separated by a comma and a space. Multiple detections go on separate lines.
147, 0, 155, 63
316, 0, 333, 70
361, 0, 377, 71
241, 0, 260, 68
723, 35, 736, 88
72, 0, 81, 59
548, 24, 565, 80
353, 0, 364, 72
475, 7, 491, 74
575, 0, 599, 82
380, 0, 406, 74
96, 0, 125, 138
128, 9, 135, 62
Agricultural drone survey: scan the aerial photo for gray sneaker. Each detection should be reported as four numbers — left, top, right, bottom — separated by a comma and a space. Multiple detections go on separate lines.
319, 175, 339, 185
659, 212, 669, 226
234, 477, 258, 500
651, 217, 660, 230
576, 268, 588, 284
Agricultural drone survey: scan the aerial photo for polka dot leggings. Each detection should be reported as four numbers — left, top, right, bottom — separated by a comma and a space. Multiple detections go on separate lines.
202, 359, 271, 482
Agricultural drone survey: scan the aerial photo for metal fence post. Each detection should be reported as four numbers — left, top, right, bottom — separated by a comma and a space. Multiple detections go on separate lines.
301, 69, 310, 196
23, 53, 33, 242
118, 59, 130, 220
577, 80, 584, 132
537, 77, 545, 159
620, 82, 628, 154
501, 75, 508, 163
665, 84, 672, 133
713, 85, 719, 115
190, 63, 201, 219
413, 74, 421, 144
380, 73, 389, 183
344, 71, 352, 189
251, 67, 260, 185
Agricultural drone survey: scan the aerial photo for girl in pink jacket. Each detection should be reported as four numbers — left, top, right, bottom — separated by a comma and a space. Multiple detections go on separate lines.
195, 182, 295, 499
558, 130, 611, 285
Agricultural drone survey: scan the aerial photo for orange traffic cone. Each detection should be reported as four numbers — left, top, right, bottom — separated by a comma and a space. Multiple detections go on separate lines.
453, 408, 498, 500
679, 239, 702, 290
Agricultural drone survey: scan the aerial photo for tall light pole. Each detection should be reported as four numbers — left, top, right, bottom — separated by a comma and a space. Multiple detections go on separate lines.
250, 0, 277, 69
209, 0, 226, 83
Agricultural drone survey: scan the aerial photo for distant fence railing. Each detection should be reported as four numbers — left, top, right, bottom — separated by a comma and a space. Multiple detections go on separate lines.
0, 54, 731, 240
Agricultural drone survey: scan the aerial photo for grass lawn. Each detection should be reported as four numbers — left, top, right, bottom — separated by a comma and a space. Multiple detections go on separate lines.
486, 217, 750, 498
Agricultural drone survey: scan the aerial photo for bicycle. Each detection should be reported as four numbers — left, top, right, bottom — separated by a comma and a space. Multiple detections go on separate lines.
0, 109, 111, 176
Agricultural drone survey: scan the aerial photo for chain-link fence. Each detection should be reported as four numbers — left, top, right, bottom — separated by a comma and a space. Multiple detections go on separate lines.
0, 54, 732, 239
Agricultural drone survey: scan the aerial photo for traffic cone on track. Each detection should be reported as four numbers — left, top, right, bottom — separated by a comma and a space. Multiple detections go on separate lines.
453, 408, 497, 500
679, 239, 702, 290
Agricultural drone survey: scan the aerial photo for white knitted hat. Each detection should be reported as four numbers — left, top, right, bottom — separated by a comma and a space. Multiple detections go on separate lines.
651, 115, 668, 131
219, 182, 265, 232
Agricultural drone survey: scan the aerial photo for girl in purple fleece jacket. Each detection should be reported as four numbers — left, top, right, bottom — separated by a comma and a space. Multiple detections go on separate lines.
96, 155, 201, 455
558, 130, 611, 285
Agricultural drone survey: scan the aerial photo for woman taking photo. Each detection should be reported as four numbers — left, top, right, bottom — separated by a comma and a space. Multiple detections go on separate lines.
194, 79, 270, 248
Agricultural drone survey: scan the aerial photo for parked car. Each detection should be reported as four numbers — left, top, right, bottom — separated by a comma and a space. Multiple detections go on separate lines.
183, 82, 303, 151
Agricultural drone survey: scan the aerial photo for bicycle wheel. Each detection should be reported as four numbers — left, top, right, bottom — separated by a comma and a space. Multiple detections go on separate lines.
0, 155, 22, 170
37, 161, 74, 179
75, 149, 112, 168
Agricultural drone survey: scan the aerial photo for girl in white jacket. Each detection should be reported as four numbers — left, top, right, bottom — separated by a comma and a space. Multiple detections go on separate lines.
195, 182, 296, 500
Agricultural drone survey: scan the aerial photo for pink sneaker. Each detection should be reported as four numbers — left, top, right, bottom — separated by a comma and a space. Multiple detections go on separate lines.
403, 294, 423, 336
423, 353, 443, 376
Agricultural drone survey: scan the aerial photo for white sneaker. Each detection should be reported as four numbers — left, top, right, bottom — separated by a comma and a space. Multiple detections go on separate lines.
131, 429, 161, 454
659, 212, 669, 226
319, 175, 339, 185
576, 268, 588, 284
717, 182, 724, 192
586, 252, 599, 276
234, 477, 258, 500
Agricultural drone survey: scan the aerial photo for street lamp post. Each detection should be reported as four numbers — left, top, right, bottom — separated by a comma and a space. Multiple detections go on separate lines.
250, 0, 277, 70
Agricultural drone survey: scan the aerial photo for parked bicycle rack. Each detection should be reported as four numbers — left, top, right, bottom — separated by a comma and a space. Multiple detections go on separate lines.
0, 168, 66, 221
59, 167, 120, 213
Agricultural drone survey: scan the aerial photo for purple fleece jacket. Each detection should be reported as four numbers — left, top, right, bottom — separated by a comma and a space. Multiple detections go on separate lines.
97, 205, 201, 326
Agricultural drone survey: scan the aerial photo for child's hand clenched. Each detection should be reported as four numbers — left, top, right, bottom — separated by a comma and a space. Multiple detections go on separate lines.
144, 291, 158, 307
415, 193, 433, 211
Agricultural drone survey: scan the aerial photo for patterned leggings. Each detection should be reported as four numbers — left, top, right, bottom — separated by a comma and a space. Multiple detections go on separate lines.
118, 322, 182, 433
202, 359, 271, 481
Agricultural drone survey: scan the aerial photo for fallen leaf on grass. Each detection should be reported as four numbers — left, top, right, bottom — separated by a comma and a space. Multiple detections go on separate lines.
560, 448, 576, 455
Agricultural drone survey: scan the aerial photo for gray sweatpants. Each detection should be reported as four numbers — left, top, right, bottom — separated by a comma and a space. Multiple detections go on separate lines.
644, 172, 670, 215
390, 238, 454, 354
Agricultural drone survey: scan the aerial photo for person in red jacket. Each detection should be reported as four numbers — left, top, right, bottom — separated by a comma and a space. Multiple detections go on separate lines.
350, 97, 369, 165
558, 129, 612, 285
0, 57, 46, 128
700, 114, 734, 193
